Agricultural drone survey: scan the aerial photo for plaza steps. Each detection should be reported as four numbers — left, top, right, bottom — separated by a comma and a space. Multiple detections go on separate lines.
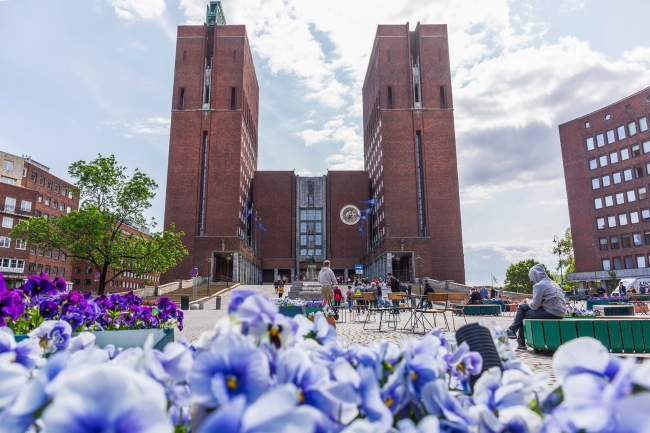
143, 283, 230, 305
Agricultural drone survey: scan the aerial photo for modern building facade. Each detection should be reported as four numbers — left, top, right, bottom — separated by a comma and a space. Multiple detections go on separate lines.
560, 86, 650, 287
162, 3, 466, 285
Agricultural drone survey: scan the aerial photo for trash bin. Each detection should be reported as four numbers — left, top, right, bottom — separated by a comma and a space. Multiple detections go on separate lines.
180, 295, 190, 310
215, 295, 222, 310
199, 300, 205, 310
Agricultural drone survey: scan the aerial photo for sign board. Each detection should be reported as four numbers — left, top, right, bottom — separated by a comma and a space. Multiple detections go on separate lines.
189, 267, 198, 277
355, 264, 363, 275
94, 272, 100, 279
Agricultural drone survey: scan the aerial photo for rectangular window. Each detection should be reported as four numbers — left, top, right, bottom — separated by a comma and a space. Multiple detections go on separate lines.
53, 266, 58, 276
3, 160, 13, 171
622, 235, 631, 248
624, 168, 633, 181
30, 172, 36, 182
605, 195, 613, 207
610, 151, 619, 163
627, 189, 636, 202
633, 233, 643, 246
230, 87, 236, 110
608, 215, 617, 227
618, 125, 626, 140
639, 187, 648, 200
602, 259, 611, 271
586, 137, 594, 150
54, 184, 59, 193
637, 256, 646, 268
414, 84, 420, 103
300, 235, 307, 246
616, 192, 625, 205
629, 121, 637, 136
599, 155, 608, 167
45, 197, 50, 206
0, 177, 16, 185
591, 177, 600, 189
20, 200, 31, 212
594, 197, 603, 209
54, 250, 59, 259
15, 238, 26, 250
619, 213, 628, 225
585, 121, 590, 128
596, 134, 605, 147
613, 172, 622, 184
611, 236, 620, 249
631, 211, 640, 223
45, 249, 51, 258
621, 148, 630, 160
607, 129, 616, 144
387, 87, 393, 109
589, 158, 597, 170
179, 87, 185, 110
2, 217, 13, 228
52, 200, 58, 209
300, 222, 307, 233
315, 235, 322, 246
645, 231, 650, 244
602, 175, 611, 187
38, 176, 44, 186
635, 165, 644, 178
640, 117, 648, 132
37, 194, 42, 203
30, 245, 36, 255
4, 197, 15, 212
614, 257, 622, 270
85, 279, 91, 286
597, 217, 605, 229
625, 256, 634, 269
599, 237, 608, 250
0, 237, 10, 248
632, 144, 641, 157
47, 180, 52, 190
644, 141, 650, 154
439, 86, 446, 109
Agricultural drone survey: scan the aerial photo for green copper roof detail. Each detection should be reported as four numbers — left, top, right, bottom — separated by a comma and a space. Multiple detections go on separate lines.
206, 1, 226, 26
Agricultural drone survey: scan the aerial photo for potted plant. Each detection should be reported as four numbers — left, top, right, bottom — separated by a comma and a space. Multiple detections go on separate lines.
304, 300, 323, 316
307, 310, 336, 328
565, 305, 601, 318
272, 298, 305, 317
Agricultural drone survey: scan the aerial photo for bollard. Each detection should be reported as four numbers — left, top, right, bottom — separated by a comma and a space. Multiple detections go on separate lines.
215, 295, 222, 310
180, 295, 190, 310
199, 300, 205, 310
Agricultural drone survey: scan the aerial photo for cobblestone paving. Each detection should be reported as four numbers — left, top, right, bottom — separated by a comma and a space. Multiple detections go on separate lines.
176, 284, 648, 386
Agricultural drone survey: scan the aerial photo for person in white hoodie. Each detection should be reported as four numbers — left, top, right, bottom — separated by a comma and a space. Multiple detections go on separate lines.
506, 264, 566, 350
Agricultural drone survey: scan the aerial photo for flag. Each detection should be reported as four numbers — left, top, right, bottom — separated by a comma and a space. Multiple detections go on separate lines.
361, 208, 373, 215
359, 222, 367, 234
247, 205, 253, 217
361, 198, 377, 205
357, 215, 367, 221
491, 274, 499, 285
259, 222, 267, 239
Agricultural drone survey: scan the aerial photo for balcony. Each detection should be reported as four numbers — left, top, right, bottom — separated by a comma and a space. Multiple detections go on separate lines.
0, 266, 25, 275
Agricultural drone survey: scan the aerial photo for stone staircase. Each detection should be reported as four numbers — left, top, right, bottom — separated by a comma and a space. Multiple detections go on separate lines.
143, 283, 228, 305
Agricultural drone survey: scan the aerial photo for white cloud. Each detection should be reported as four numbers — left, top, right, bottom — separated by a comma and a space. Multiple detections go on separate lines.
109, 0, 165, 21
105, 117, 170, 136
623, 46, 650, 65
560, 0, 586, 12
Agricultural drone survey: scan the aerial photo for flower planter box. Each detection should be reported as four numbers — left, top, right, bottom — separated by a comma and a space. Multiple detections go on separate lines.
305, 307, 323, 316
15, 328, 174, 351
308, 316, 336, 329
278, 306, 304, 317
586, 299, 610, 310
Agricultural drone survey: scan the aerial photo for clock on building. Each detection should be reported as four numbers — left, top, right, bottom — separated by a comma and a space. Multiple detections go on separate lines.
340, 205, 361, 225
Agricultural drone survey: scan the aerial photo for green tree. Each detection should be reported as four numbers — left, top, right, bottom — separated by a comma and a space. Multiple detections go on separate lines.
553, 227, 574, 286
11, 155, 187, 295
504, 259, 551, 294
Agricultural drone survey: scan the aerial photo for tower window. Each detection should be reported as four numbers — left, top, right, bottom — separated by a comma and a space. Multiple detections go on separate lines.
438, 48, 442, 61
439, 86, 447, 109
414, 84, 420, 103
387, 49, 390, 62
179, 87, 185, 110
387, 87, 393, 109
230, 87, 236, 110
204, 86, 210, 104
182, 50, 186, 63
233, 50, 237, 62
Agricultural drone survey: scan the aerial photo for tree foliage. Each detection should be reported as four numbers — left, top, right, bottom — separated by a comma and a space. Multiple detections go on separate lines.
504, 259, 551, 294
11, 155, 187, 295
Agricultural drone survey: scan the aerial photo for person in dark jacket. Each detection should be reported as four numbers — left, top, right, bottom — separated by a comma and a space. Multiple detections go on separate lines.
468, 288, 483, 304
387, 273, 400, 292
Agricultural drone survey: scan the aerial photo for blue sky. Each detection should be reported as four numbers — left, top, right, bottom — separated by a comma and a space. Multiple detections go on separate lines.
1, 0, 650, 285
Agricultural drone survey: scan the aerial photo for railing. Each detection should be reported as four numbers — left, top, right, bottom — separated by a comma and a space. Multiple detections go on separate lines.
0, 266, 24, 275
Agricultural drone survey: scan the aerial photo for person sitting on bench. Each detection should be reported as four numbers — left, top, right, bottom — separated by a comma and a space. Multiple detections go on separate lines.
507, 264, 566, 350
468, 287, 483, 304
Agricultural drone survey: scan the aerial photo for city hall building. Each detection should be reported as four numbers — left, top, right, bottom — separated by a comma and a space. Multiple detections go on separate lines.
560, 86, 650, 288
162, 2, 465, 285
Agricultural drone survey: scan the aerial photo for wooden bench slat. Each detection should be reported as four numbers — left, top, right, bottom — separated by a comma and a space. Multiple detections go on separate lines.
532, 321, 546, 350
559, 320, 577, 344
641, 321, 650, 352
524, 319, 536, 349
631, 321, 645, 353
620, 321, 635, 353
607, 321, 624, 353
593, 320, 610, 349
576, 320, 595, 338
542, 321, 562, 350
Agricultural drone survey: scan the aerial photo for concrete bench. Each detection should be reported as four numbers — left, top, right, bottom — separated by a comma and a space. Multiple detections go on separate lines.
523, 317, 650, 353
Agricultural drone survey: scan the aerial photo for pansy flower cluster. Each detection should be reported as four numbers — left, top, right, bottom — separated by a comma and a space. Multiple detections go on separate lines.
565, 306, 601, 318
271, 297, 305, 307
2, 288, 650, 432
0, 273, 183, 335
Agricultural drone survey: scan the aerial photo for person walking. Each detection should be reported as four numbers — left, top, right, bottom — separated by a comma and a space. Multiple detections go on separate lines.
387, 272, 400, 293
318, 260, 337, 308
278, 283, 284, 298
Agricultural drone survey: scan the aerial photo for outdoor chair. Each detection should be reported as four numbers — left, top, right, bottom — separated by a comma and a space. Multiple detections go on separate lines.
387, 292, 412, 323
362, 292, 396, 331
413, 293, 449, 333
445, 293, 468, 330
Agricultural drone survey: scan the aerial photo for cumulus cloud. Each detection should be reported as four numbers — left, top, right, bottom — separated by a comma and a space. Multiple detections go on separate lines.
104, 117, 170, 137
623, 46, 650, 65
109, 0, 165, 21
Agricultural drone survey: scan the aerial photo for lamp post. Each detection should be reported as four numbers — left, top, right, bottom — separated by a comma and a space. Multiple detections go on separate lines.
415, 256, 422, 284
206, 257, 212, 296
553, 235, 563, 286
395, 256, 401, 281
225, 256, 232, 288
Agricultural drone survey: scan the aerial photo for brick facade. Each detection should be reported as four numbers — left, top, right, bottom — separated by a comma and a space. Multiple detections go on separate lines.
560, 86, 650, 280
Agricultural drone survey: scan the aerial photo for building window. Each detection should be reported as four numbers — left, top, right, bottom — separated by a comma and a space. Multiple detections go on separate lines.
387, 87, 393, 109
44, 265, 50, 275
230, 87, 236, 110
632, 144, 641, 157
619, 213, 628, 225
610, 236, 620, 249
599, 155, 608, 167
628, 121, 637, 136
594, 197, 603, 209
623, 168, 633, 181
602, 259, 611, 271
47, 180, 52, 190
2, 217, 12, 228
74, 267, 81, 274
0, 177, 16, 185
599, 237, 608, 250
621, 235, 631, 248
30, 245, 36, 255
631, 211, 640, 223
439, 86, 447, 109
635, 165, 644, 178
591, 177, 600, 189
37, 264, 42, 273
4, 197, 15, 212
610, 151, 619, 163
54, 250, 59, 259
585, 121, 590, 128
34, 210, 41, 217
615, 192, 624, 205
60, 268, 65, 277
85, 267, 92, 274
640, 117, 648, 132
644, 141, 650, 154
617, 125, 626, 140
85, 279, 91, 286
37, 194, 42, 203
602, 175, 611, 187
612, 172, 622, 184
38, 176, 44, 186
73, 279, 80, 285
0, 237, 10, 248
15, 239, 26, 250
613, 257, 622, 270
645, 231, 650, 244
633, 233, 643, 246
179, 87, 185, 110
3, 160, 13, 171
621, 148, 630, 160
597, 217, 605, 229
45, 249, 52, 258
627, 189, 636, 202
20, 200, 31, 212
607, 130, 616, 144
605, 195, 613, 207
30, 172, 37, 182
637, 255, 646, 268
639, 187, 648, 200
596, 134, 605, 147
624, 256, 634, 269
607, 215, 617, 227
45, 197, 50, 206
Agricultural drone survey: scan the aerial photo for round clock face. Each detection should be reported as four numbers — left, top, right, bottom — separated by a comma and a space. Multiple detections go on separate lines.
340, 205, 361, 225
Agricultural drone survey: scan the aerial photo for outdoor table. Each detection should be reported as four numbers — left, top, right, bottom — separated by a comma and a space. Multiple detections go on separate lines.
483, 299, 507, 312
404, 294, 428, 331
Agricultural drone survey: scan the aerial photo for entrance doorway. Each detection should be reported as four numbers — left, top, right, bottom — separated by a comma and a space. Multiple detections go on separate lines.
214, 254, 233, 283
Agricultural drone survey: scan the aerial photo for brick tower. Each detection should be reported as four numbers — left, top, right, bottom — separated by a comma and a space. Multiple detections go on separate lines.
162, 2, 260, 284
362, 23, 466, 284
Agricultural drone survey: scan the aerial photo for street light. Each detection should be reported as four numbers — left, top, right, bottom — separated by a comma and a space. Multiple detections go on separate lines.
415, 256, 422, 284
553, 235, 563, 286
206, 257, 212, 295
225, 256, 232, 288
